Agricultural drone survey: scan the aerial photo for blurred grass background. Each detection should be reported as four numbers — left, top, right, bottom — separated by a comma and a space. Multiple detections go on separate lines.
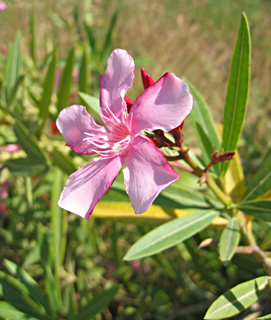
1, 0, 271, 167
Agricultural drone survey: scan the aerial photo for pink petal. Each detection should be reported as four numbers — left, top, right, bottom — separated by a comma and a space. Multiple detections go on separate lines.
56, 105, 107, 155
0, 1, 6, 12
123, 136, 179, 214
58, 155, 123, 219
100, 49, 135, 126
128, 73, 193, 134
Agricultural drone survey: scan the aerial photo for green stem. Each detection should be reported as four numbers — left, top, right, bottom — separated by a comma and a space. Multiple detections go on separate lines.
167, 150, 231, 208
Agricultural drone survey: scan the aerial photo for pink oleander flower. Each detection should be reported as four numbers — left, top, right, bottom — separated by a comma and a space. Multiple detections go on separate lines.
56, 49, 193, 219
0, 0, 6, 12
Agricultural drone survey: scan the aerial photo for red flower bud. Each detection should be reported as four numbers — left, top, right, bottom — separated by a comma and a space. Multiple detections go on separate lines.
141, 68, 154, 90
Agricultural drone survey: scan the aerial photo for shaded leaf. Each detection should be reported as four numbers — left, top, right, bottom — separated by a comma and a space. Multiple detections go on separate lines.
221, 14, 251, 175
204, 276, 269, 319
241, 152, 271, 202
51, 147, 76, 175
57, 48, 75, 113
237, 200, 271, 221
70, 286, 119, 320
219, 218, 240, 265
39, 51, 57, 123
188, 80, 221, 174
5, 158, 47, 176
5, 32, 22, 100
3, 260, 51, 314
123, 210, 219, 261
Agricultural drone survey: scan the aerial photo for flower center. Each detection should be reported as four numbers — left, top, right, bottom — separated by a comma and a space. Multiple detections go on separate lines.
83, 122, 131, 158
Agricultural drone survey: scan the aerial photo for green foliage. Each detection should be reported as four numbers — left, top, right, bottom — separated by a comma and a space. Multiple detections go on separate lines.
204, 276, 270, 319
1, 6, 271, 320
221, 13, 251, 175
219, 217, 240, 265
124, 211, 219, 260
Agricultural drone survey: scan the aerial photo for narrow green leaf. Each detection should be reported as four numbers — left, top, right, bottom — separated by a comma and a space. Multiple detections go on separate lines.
13, 121, 47, 162
4, 158, 47, 176
29, 13, 36, 65
0, 302, 38, 320
78, 92, 100, 117
255, 314, 271, 320
79, 48, 89, 95
39, 51, 57, 123
70, 286, 119, 320
237, 200, 271, 221
57, 48, 75, 113
219, 218, 240, 265
0, 271, 49, 320
51, 147, 76, 175
204, 276, 269, 319
3, 260, 51, 314
102, 8, 120, 59
38, 226, 61, 313
7, 75, 24, 105
221, 13, 251, 175
51, 169, 67, 269
241, 152, 271, 201
123, 210, 219, 261
188, 80, 221, 174
5, 32, 21, 99
155, 184, 222, 210
84, 21, 97, 55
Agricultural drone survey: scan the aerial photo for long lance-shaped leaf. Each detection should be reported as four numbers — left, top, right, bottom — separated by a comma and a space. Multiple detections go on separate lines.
5, 32, 21, 101
79, 48, 89, 97
0, 271, 51, 320
188, 80, 221, 175
237, 200, 271, 221
0, 301, 40, 320
241, 152, 271, 202
69, 286, 119, 320
123, 210, 219, 261
3, 260, 51, 315
102, 8, 120, 60
204, 276, 270, 319
219, 217, 240, 265
39, 51, 57, 126
78, 92, 100, 117
51, 147, 76, 175
29, 12, 37, 65
51, 169, 67, 270
255, 315, 271, 320
94, 202, 227, 227
221, 13, 250, 176
57, 48, 75, 113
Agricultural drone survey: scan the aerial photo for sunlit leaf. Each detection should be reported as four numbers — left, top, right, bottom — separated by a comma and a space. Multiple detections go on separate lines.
241, 152, 271, 202
225, 149, 245, 202
255, 314, 271, 320
219, 218, 240, 265
204, 276, 270, 319
78, 92, 100, 117
221, 13, 251, 175
237, 200, 271, 221
0, 302, 39, 320
123, 210, 219, 260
